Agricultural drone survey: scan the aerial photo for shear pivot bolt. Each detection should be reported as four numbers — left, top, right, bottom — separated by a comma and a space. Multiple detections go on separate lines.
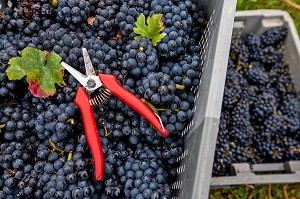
87, 79, 96, 88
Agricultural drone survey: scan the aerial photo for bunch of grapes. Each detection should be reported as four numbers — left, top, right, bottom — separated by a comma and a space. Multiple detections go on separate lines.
123, 38, 159, 77
56, 0, 92, 28
137, 72, 176, 106
213, 25, 300, 177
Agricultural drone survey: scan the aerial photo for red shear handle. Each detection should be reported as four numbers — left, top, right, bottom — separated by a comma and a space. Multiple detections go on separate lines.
99, 74, 169, 137
74, 87, 104, 180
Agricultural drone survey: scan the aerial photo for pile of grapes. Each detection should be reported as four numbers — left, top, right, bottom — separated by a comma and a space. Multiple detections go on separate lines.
0, 0, 206, 198
213, 26, 300, 176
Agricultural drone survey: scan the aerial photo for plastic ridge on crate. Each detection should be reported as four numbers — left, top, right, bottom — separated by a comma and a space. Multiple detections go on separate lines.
211, 10, 300, 188
211, 162, 300, 187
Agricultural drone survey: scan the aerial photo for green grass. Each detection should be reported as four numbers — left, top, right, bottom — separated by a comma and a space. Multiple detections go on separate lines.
236, 0, 300, 35
209, 1, 300, 198
210, 184, 300, 199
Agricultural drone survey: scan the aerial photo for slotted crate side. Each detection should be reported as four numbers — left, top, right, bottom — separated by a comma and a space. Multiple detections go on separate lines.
171, 0, 236, 198
211, 10, 300, 188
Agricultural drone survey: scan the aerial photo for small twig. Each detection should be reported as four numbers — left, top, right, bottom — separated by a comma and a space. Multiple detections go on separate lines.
245, 184, 255, 189
8, 169, 16, 176
283, 184, 289, 199
176, 84, 186, 91
105, 130, 112, 137
236, 58, 242, 71
122, 73, 128, 86
281, 0, 300, 10
268, 184, 272, 199
67, 151, 73, 161
141, 98, 158, 114
0, 101, 17, 108
89, 157, 94, 165
48, 139, 65, 155
101, 120, 111, 137
248, 190, 254, 199
246, 184, 255, 199
0, 124, 6, 130
157, 108, 168, 112
66, 118, 74, 124
290, 148, 300, 153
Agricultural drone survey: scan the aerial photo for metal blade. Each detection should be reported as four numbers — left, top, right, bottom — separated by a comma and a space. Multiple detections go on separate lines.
82, 48, 96, 76
61, 62, 88, 87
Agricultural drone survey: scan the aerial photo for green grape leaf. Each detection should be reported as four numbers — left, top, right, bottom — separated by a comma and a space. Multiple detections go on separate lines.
133, 13, 166, 46
6, 47, 66, 98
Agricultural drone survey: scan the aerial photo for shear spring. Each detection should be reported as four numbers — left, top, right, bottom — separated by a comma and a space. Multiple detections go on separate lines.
89, 88, 112, 108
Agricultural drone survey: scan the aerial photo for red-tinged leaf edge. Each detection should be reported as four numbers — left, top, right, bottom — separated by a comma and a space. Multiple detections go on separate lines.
159, 19, 164, 31
44, 50, 50, 60
6, 47, 66, 98
28, 79, 54, 98
27, 61, 65, 98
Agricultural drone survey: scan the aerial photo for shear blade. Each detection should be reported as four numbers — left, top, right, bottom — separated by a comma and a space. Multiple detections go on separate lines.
61, 62, 88, 86
61, 61, 102, 93
82, 48, 96, 76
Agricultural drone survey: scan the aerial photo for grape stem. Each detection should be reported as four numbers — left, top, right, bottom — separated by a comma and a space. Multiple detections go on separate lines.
290, 148, 300, 153
176, 84, 185, 91
141, 99, 158, 114
141, 99, 169, 114
0, 124, 5, 129
122, 73, 128, 86
50, 0, 59, 7
0, 101, 16, 108
236, 58, 242, 71
157, 108, 168, 112
48, 139, 65, 155
67, 151, 73, 161
66, 118, 74, 124
105, 130, 113, 137
101, 121, 112, 137
0, 124, 5, 134
8, 169, 16, 176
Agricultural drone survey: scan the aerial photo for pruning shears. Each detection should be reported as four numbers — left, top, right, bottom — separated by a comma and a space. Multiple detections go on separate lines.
61, 48, 169, 181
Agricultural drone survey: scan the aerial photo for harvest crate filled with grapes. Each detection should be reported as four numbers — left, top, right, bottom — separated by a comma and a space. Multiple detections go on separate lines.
0, 0, 236, 198
211, 10, 300, 187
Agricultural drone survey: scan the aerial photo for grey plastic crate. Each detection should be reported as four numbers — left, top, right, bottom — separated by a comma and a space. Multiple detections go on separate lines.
171, 0, 236, 198
0, 0, 237, 198
211, 10, 300, 188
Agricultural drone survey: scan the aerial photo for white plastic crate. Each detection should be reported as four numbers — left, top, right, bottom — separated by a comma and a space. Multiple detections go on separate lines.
171, 0, 236, 198
211, 10, 300, 188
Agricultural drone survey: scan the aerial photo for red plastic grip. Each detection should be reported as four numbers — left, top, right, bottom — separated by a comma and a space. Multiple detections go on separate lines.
74, 87, 104, 180
99, 74, 169, 137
